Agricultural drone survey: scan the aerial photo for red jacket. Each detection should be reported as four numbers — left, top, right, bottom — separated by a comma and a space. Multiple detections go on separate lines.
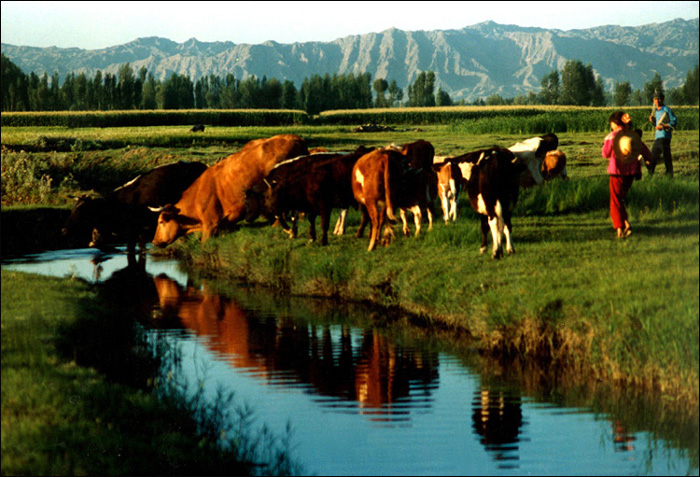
602, 129, 652, 176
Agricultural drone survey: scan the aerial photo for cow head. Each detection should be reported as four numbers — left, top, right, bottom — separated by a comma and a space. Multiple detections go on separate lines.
150, 204, 187, 247
541, 150, 568, 180
62, 195, 108, 244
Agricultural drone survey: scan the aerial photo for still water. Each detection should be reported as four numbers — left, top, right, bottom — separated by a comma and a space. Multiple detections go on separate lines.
3, 249, 698, 476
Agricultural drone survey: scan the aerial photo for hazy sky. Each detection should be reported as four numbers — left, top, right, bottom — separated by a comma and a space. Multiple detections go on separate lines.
2, 1, 699, 49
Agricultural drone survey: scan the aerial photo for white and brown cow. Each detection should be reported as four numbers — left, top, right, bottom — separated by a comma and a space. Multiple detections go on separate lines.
508, 133, 563, 187
449, 147, 525, 259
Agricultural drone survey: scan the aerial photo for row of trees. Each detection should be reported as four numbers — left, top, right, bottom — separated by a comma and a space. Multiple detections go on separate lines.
482, 60, 699, 107
1, 54, 405, 113
2, 53, 698, 113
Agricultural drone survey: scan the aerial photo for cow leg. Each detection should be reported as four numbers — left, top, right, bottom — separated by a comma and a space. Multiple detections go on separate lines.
488, 202, 505, 259
201, 224, 214, 242
307, 212, 317, 243
274, 215, 296, 239
380, 205, 394, 247
400, 209, 410, 236
356, 206, 369, 238
410, 206, 422, 237
333, 209, 347, 235
440, 186, 450, 223
503, 213, 515, 255
449, 180, 459, 222
320, 208, 331, 246
488, 215, 504, 259
367, 205, 380, 251
426, 205, 433, 231
289, 212, 299, 238
479, 216, 490, 255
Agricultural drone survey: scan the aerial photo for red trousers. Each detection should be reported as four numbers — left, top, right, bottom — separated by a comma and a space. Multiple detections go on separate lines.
609, 175, 635, 230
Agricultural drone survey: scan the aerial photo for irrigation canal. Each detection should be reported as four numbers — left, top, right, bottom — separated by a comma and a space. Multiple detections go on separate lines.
3, 248, 698, 476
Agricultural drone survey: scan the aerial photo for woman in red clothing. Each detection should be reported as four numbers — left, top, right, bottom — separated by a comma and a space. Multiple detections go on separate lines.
602, 111, 652, 239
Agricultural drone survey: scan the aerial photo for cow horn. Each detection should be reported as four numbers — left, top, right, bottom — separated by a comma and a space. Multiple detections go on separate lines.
148, 206, 166, 213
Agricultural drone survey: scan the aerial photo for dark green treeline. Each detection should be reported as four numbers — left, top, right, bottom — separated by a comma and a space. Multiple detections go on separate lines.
2, 53, 698, 113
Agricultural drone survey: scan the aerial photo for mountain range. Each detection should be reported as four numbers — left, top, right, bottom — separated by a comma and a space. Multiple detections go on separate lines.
2, 18, 698, 102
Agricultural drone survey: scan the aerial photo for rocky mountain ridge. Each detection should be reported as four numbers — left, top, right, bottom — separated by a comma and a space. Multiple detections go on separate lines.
2, 18, 697, 101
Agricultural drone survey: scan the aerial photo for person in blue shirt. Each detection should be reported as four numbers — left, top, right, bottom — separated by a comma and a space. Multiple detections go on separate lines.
647, 90, 677, 177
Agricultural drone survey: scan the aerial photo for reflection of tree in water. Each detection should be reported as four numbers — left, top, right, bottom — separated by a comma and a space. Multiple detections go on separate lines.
151, 274, 439, 421
472, 388, 523, 469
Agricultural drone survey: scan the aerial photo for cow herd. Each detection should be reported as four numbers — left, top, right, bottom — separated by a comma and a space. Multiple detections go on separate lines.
63, 133, 567, 259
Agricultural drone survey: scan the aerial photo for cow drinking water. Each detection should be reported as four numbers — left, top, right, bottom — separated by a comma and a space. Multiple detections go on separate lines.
150, 134, 308, 247
62, 160, 208, 254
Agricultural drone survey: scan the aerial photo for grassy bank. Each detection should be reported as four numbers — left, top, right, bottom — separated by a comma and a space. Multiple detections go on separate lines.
1, 271, 302, 475
2, 124, 698, 411
156, 173, 699, 407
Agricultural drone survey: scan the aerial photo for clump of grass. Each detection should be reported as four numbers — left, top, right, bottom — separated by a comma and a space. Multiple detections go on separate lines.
0, 151, 55, 204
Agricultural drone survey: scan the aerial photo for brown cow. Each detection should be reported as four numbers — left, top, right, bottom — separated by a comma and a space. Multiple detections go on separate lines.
541, 150, 568, 181
63, 161, 208, 254
249, 146, 373, 245
390, 140, 436, 237
151, 134, 308, 246
352, 140, 435, 251
432, 156, 463, 224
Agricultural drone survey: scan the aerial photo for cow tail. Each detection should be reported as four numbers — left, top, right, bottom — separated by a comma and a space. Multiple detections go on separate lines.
383, 159, 397, 221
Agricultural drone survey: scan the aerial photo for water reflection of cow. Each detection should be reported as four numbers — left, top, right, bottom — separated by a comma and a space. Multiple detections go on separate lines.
153, 275, 438, 416
99, 254, 159, 316
472, 388, 523, 469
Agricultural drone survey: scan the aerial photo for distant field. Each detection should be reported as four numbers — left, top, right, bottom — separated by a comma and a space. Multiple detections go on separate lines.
3, 105, 698, 133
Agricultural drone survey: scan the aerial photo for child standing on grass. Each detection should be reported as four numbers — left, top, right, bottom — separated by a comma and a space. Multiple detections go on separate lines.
602, 111, 652, 239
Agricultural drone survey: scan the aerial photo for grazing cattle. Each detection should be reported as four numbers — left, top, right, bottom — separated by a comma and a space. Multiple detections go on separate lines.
391, 140, 436, 237
541, 150, 568, 181
62, 160, 208, 254
190, 123, 205, 132
508, 133, 560, 187
151, 134, 308, 247
432, 156, 463, 224
351, 140, 435, 251
250, 146, 373, 245
450, 147, 525, 258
